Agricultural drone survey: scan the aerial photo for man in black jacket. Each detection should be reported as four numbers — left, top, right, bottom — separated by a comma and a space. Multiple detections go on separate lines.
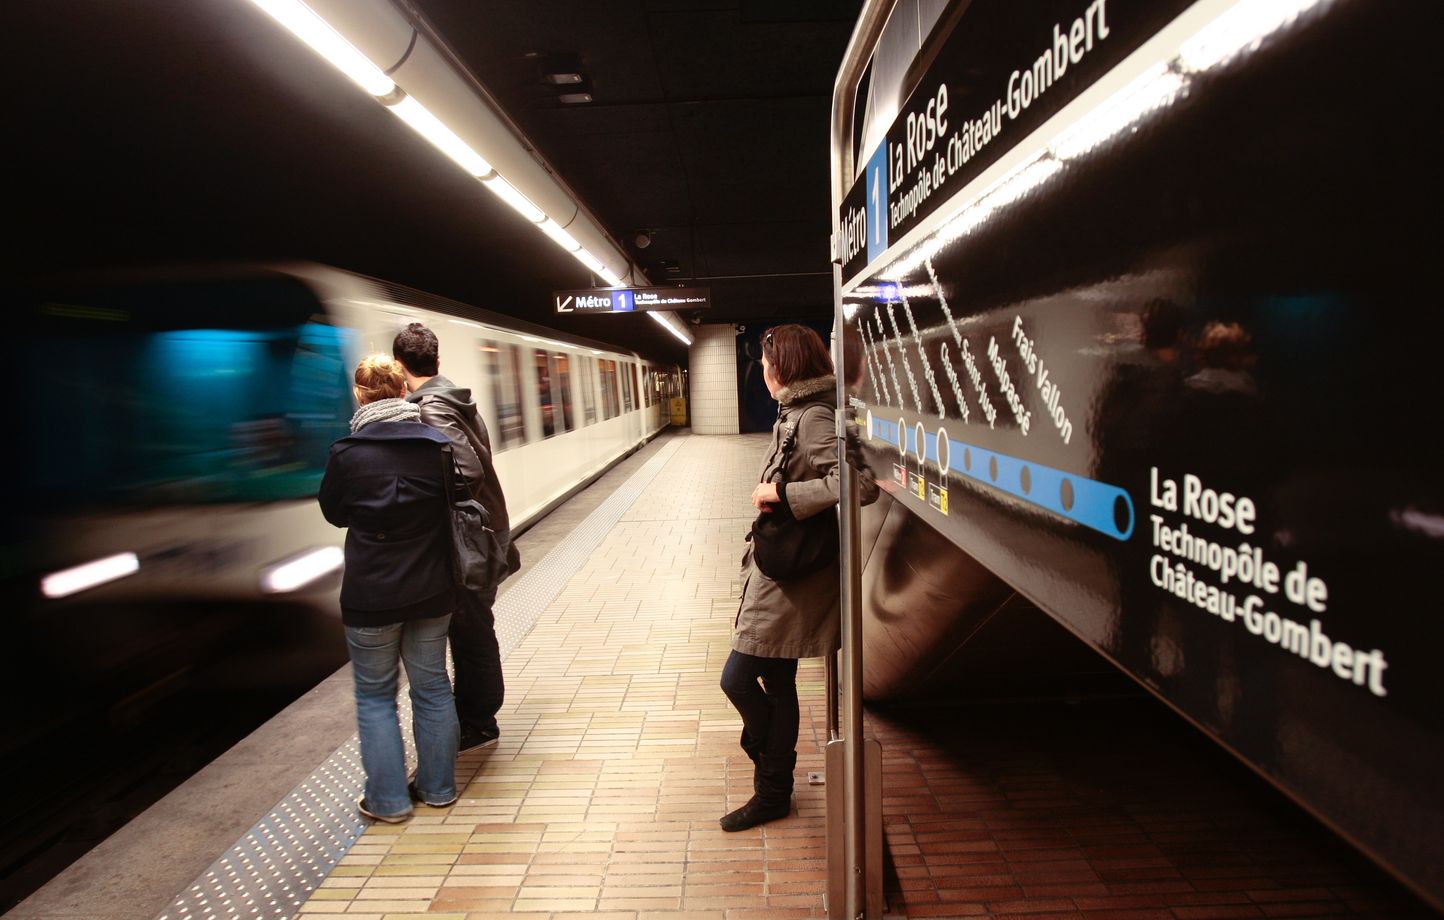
394, 322, 515, 753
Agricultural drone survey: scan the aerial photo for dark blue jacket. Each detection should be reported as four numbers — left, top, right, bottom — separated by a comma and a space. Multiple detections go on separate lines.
318, 420, 455, 627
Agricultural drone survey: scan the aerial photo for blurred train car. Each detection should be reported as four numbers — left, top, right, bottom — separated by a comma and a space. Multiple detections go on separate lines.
833, 0, 1442, 908
7, 262, 676, 613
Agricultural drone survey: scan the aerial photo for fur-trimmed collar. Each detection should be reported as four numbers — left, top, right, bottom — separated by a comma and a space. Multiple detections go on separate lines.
777, 374, 836, 405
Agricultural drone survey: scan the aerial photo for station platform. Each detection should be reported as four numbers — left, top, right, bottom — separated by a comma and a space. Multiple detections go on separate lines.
14, 430, 1433, 920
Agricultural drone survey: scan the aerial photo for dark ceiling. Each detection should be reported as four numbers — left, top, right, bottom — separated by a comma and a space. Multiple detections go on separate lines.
6, 0, 862, 362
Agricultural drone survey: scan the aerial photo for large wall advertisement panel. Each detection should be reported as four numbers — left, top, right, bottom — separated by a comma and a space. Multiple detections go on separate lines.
839, 0, 1442, 906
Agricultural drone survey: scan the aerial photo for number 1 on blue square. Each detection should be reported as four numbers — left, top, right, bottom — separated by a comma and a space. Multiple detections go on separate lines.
865, 142, 889, 264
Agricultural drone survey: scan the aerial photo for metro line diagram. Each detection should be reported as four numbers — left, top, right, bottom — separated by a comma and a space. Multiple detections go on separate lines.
846, 255, 1133, 541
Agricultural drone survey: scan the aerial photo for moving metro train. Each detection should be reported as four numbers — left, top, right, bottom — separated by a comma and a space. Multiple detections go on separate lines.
8, 262, 682, 611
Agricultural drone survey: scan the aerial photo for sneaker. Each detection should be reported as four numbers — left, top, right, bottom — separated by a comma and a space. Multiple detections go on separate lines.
357, 797, 410, 824
409, 781, 458, 808
458, 726, 500, 755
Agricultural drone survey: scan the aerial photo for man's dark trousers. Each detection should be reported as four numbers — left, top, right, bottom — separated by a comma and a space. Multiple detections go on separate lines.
451, 529, 508, 736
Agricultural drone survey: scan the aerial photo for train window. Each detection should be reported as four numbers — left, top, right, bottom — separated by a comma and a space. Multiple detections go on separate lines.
642, 366, 651, 406
632, 364, 642, 408
598, 359, 611, 419
555, 353, 574, 432
580, 356, 597, 425
603, 359, 620, 419
485, 341, 525, 450
534, 349, 556, 438
621, 362, 633, 413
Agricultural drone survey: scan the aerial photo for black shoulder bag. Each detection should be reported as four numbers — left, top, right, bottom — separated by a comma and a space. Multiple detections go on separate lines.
440, 445, 509, 592
750, 404, 839, 581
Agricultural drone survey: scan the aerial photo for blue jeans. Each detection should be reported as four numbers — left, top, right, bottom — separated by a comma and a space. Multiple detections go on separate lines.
451, 527, 509, 736
345, 614, 459, 816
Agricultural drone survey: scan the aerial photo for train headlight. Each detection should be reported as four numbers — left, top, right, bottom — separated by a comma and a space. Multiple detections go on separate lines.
41, 552, 141, 599
260, 546, 345, 594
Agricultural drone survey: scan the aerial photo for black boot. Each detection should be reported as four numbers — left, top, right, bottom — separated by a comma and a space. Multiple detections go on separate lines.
719, 794, 791, 832
740, 730, 763, 796
721, 750, 795, 831
757, 750, 796, 802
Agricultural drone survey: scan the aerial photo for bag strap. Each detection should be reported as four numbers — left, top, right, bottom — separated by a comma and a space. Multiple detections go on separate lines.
439, 443, 457, 503
768, 401, 830, 484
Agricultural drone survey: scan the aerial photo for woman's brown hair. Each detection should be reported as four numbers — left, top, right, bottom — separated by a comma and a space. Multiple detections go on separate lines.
354, 354, 406, 405
761, 323, 833, 387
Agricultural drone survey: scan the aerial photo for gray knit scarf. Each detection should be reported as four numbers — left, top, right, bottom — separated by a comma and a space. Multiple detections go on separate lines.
350, 397, 421, 432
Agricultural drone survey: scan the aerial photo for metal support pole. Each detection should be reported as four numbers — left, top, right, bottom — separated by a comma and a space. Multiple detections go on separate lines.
839, 464, 866, 919
826, 649, 841, 742
828, 5, 893, 917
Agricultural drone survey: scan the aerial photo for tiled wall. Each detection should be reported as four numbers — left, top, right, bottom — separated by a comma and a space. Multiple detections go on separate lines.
687, 323, 740, 435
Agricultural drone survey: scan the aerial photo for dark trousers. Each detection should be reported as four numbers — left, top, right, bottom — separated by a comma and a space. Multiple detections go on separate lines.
720, 650, 799, 803
451, 529, 507, 735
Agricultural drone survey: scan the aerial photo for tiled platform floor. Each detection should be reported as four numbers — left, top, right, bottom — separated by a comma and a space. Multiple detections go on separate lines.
293, 432, 1437, 920
871, 701, 1435, 919
298, 432, 838, 919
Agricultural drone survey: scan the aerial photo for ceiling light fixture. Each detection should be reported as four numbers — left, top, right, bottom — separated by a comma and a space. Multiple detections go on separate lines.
481, 174, 545, 222
243, 0, 690, 336
246, 0, 395, 96
649, 311, 694, 345
575, 248, 610, 276
387, 95, 494, 176
539, 219, 582, 252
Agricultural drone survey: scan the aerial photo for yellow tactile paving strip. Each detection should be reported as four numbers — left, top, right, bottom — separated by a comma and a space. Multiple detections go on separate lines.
298, 433, 834, 919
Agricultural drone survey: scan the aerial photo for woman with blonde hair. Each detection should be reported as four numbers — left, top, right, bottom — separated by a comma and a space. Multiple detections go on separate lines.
318, 354, 459, 822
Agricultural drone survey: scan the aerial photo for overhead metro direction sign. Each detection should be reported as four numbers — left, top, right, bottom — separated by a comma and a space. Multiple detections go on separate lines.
554, 286, 710, 314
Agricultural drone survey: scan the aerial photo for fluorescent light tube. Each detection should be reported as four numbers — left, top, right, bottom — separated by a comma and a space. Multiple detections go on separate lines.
261, 546, 345, 593
42, 552, 140, 599
598, 266, 626, 287
539, 218, 582, 252
246, 0, 395, 97
649, 311, 694, 345
482, 175, 546, 223
575, 248, 610, 276
387, 96, 494, 177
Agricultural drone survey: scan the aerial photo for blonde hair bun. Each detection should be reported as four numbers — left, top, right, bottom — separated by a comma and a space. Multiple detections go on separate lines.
354, 353, 406, 404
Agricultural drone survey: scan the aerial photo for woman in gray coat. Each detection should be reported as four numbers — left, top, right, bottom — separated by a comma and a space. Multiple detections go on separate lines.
720, 324, 878, 832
